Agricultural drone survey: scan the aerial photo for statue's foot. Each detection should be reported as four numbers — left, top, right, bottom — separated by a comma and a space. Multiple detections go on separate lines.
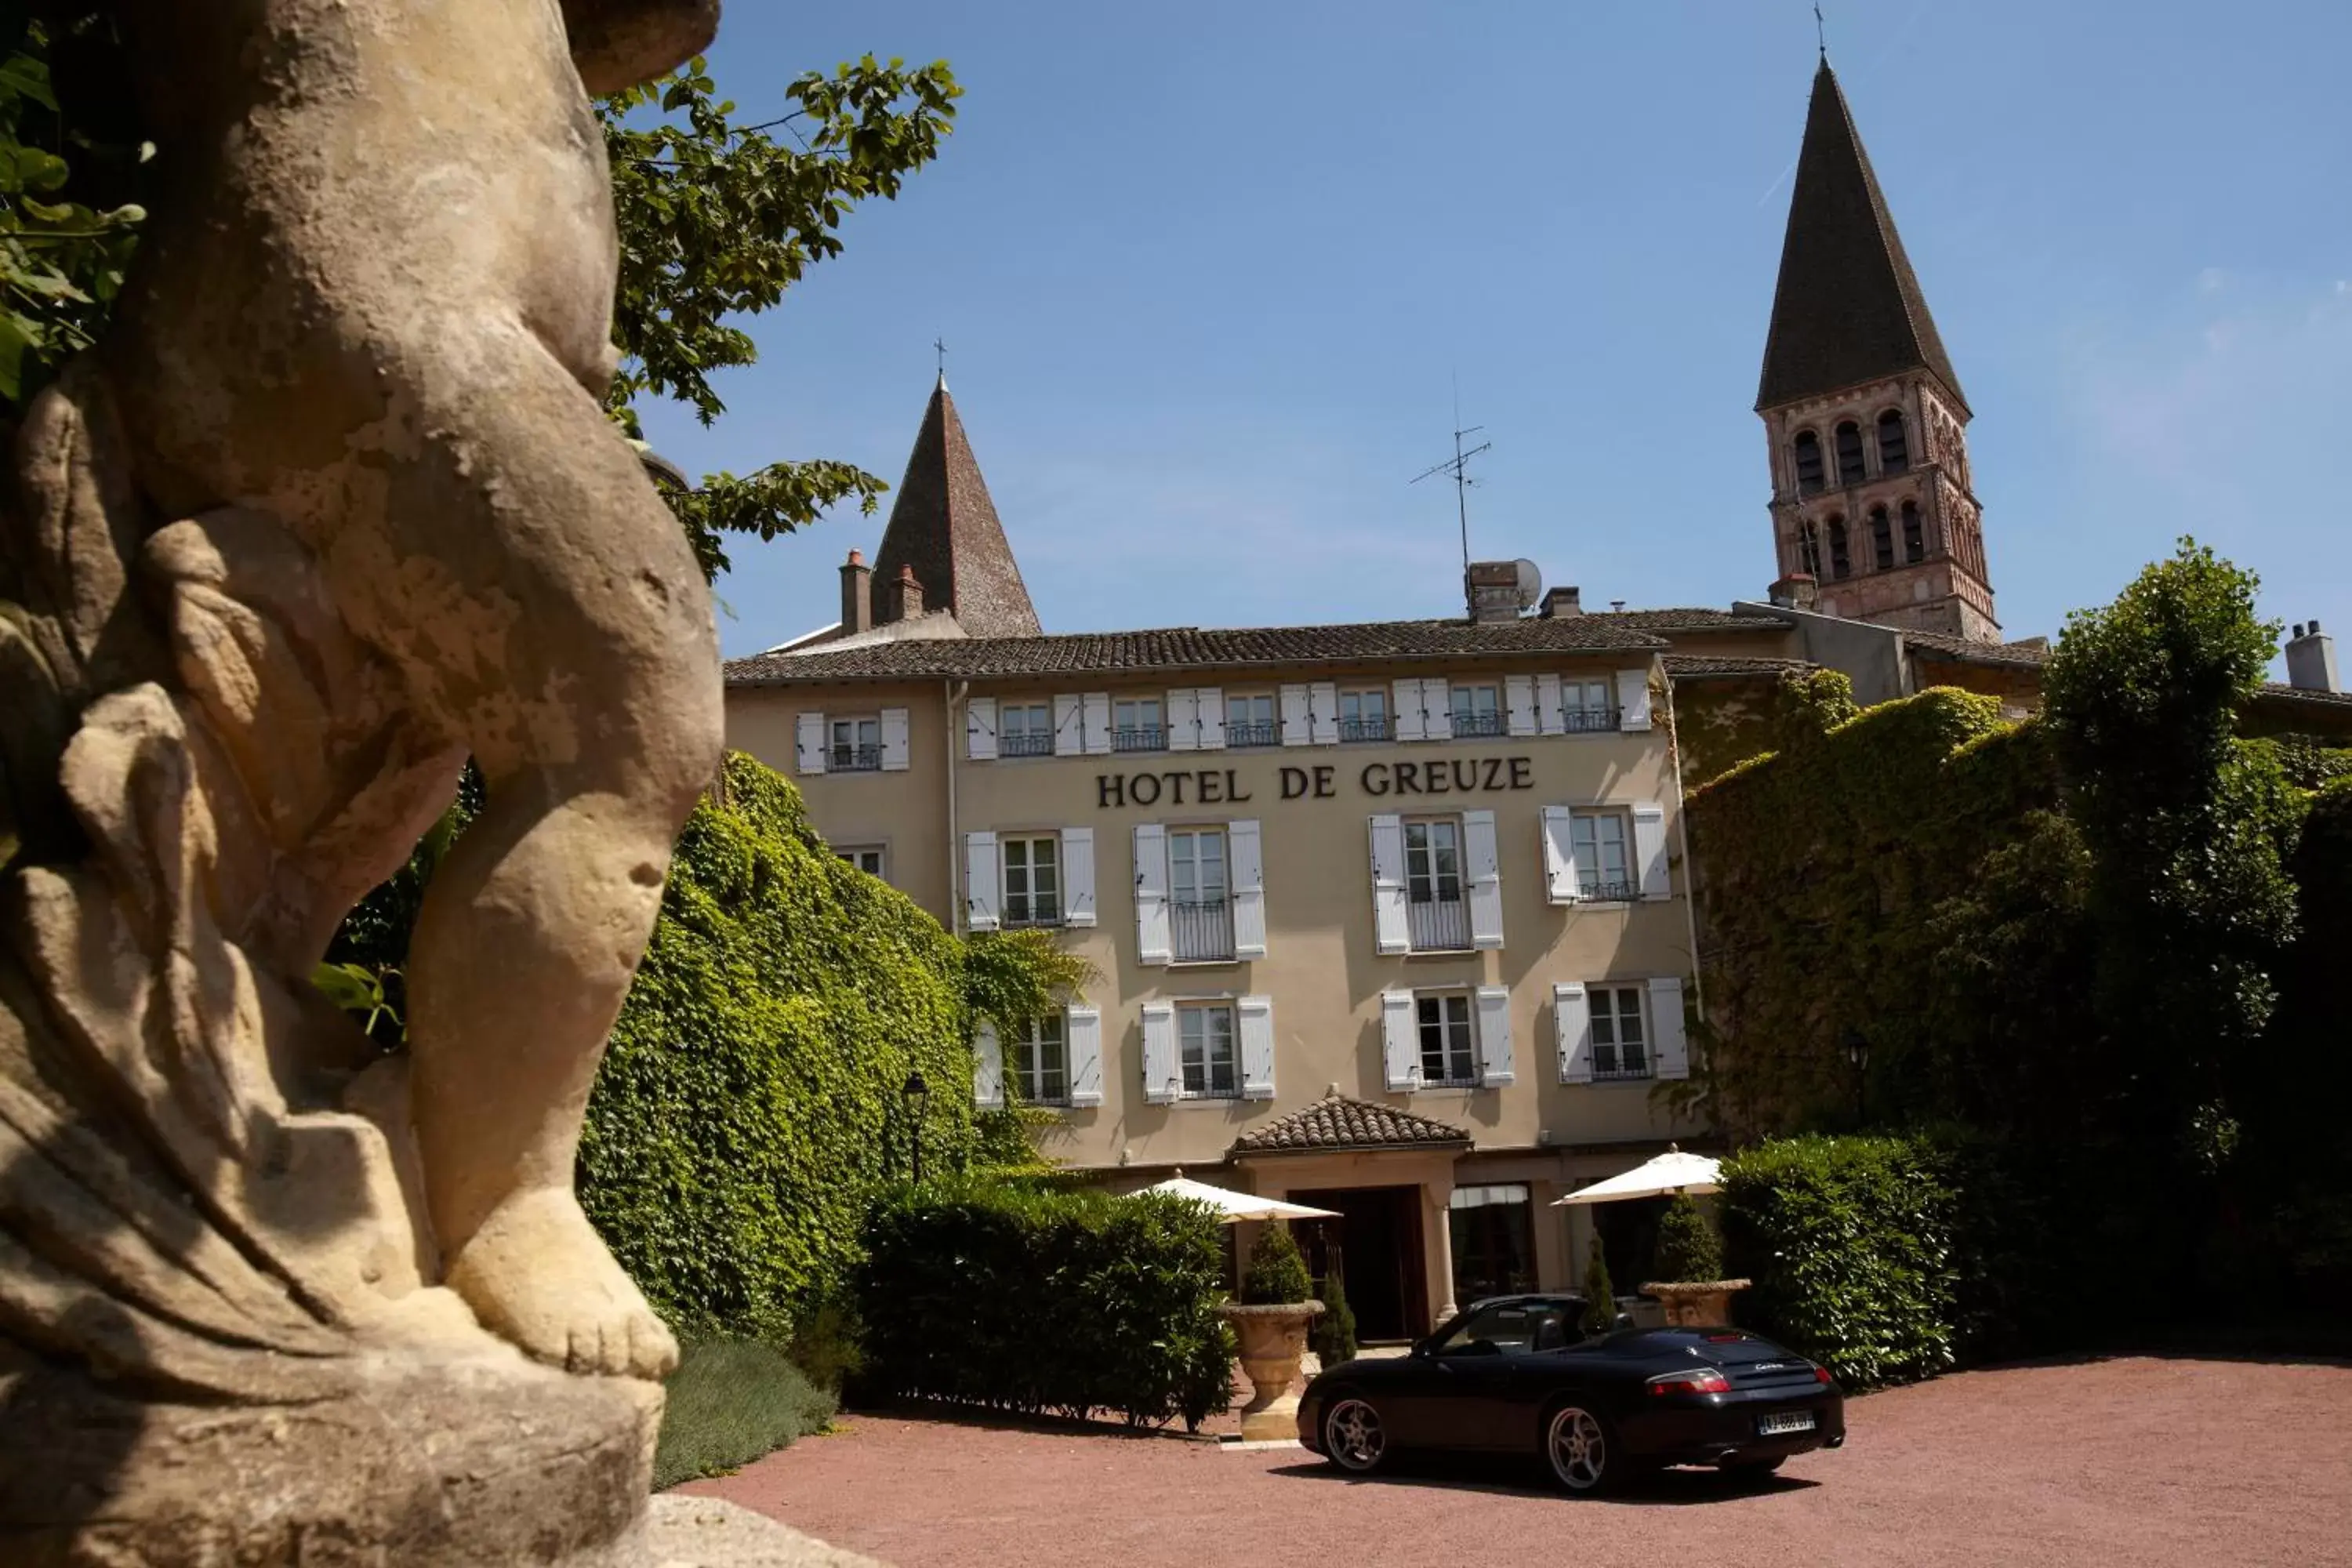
444, 1186, 678, 1381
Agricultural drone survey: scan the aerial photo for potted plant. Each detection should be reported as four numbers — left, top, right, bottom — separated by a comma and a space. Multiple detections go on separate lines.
1218, 1225, 1323, 1441
1640, 1192, 1751, 1327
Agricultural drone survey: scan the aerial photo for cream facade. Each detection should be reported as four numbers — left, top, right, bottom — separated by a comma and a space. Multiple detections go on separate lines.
728, 641, 1709, 1340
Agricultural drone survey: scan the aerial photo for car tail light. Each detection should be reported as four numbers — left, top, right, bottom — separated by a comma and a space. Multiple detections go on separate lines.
1814, 1367, 1835, 1385
1647, 1370, 1731, 1397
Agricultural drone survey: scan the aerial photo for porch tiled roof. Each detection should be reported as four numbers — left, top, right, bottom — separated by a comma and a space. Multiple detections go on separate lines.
1662, 654, 1817, 679
1230, 1092, 1471, 1156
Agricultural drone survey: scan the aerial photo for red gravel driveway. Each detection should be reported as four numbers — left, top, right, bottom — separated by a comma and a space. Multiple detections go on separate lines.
684, 1356, 2351, 1567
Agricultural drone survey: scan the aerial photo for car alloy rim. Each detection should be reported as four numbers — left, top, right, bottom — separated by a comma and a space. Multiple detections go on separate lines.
1549, 1406, 1607, 1489
1327, 1399, 1384, 1469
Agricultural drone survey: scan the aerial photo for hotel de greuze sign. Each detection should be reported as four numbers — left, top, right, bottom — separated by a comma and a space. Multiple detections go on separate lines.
1094, 757, 1535, 809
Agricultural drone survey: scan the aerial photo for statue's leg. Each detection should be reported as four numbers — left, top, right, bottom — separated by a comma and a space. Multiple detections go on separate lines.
325, 322, 720, 1380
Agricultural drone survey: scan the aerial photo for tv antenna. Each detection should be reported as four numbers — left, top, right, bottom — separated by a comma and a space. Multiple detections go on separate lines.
1410, 401, 1493, 579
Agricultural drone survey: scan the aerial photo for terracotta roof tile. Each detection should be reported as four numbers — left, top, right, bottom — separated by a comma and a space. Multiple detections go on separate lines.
1903, 630, 2050, 670
1663, 654, 1818, 678
871, 377, 1042, 639
1230, 1093, 1471, 1156
1587, 608, 1795, 632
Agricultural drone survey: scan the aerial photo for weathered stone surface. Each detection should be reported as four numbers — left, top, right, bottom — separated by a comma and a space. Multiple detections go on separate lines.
647, 1499, 893, 1568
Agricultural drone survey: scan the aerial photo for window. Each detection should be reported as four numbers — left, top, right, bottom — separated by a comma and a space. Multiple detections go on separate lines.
1450, 683, 1504, 738
1012, 1014, 1069, 1105
1113, 696, 1164, 753
1834, 420, 1867, 485
1449, 1185, 1541, 1310
1227, 692, 1278, 748
1901, 500, 1925, 564
1828, 515, 1852, 580
1560, 677, 1615, 734
837, 845, 886, 878
1000, 701, 1053, 758
1404, 816, 1470, 950
829, 716, 881, 772
1570, 810, 1635, 902
1178, 1002, 1238, 1098
1877, 408, 1909, 473
1001, 834, 1061, 926
1339, 688, 1391, 743
1433, 1295, 1569, 1356
1416, 993, 1476, 1087
1796, 519, 1823, 579
1870, 506, 1895, 571
1589, 985, 1650, 1080
1791, 430, 1825, 495
1168, 827, 1233, 962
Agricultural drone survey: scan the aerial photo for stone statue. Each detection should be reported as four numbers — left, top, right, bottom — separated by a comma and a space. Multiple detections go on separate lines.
0, 1, 796, 1560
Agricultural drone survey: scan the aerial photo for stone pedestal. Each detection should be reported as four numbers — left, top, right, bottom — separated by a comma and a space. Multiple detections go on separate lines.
1641, 1279, 1754, 1329
1219, 1301, 1322, 1443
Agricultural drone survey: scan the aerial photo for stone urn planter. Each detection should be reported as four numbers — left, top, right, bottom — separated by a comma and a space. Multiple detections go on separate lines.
1219, 1301, 1323, 1442
1640, 1279, 1753, 1328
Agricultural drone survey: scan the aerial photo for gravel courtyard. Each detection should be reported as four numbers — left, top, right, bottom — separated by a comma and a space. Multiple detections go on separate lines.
683, 1356, 2351, 1568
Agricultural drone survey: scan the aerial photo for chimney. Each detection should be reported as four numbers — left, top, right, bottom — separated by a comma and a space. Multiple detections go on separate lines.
2286, 618, 2340, 694
1769, 572, 1820, 612
894, 564, 926, 621
1541, 586, 1583, 619
840, 549, 873, 634
1465, 560, 1522, 624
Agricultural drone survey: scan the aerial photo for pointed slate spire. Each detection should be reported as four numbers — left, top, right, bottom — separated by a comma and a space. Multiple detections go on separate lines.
1756, 60, 1966, 414
869, 372, 1042, 638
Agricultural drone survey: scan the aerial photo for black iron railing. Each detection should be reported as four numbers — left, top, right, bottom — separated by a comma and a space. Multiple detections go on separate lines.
1451, 710, 1508, 739
1339, 717, 1392, 743
1000, 731, 1054, 757
1113, 725, 1166, 753
1227, 720, 1279, 749
829, 744, 882, 772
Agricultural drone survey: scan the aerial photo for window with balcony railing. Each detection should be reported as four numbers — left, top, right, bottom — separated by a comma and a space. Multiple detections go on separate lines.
1570, 810, 1636, 902
1339, 688, 1389, 743
1113, 696, 1165, 753
1226, 692, 1278, 748
1404, 817, 1471, 952
1000, 701, 1054, 757
1452, 684, 1504, 738
1001, 731, 1054, 757
1168, 828, 1234, 961
1589, 984, 1650, 1080
829, 716, 882, 772
1559, 679, 1617, 734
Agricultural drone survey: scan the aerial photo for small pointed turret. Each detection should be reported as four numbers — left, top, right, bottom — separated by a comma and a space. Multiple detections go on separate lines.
869, 373, 1041, 638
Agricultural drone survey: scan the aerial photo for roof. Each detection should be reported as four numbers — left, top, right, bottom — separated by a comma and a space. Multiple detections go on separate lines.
1663, 654, 1817, 679
869, 376, 1042, 639
1230, 1093, 1472, 1156
1903, 630, 2049, 670
1757, 60, 1967, 415
727, 615, 1668, 688
1584, 608, 1795, 632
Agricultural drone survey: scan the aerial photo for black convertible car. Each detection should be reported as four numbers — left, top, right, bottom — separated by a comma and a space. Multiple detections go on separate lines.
1298, 1294, 1844, 1494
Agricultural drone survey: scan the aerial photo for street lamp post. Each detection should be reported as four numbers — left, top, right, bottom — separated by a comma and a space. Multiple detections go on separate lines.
1841, 1029, 1869, 1127
902, 1070, 930, 1185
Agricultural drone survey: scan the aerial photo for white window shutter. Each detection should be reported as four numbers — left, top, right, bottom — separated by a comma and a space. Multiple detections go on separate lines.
974, 1021, 1004, 1109
1141, 1003, 1178, 1104
1555, 982, 1593, 1084
1239, 995, 1276, 1100
1067, 1006, 1105, 1106
880, 707, 911, 771
1476, 985, 1514, 1087
1279, 684, 1312, 747
1541, 805, 1579, 905
796, 712, 827, 775
1507, 674, 1539, 738
1133, 823, 1172, 964
1381, 990, 1420, 1091
967, 696, 999, 761
1537, 673, 1566, 737
964, 832, 1000, 932
1633, 802, 1671, 901
1062, 827, 1097, 928
1054, 693, 1083, 757
1464, 808, 1504, 949
1617, 668, 1654, 732
1649, 978, 1690, 1081
1167, 688, 1199, 752
1230, 818, 1268, 960
1392, 678, 1426, 742
1368, 814, 1409, 955
1310, 682, 1341, 745
1422, 677, 1454, 741
1197, 687, 1227, 750
1083, 692, 1113, 755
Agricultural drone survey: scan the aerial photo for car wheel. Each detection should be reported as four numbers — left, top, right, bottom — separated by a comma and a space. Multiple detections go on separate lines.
1322, 1396, 1388, 1474
1541, 1403, 1622, 1494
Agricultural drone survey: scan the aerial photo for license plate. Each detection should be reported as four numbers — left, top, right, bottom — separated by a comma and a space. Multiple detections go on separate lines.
1757, 1411, 1816, 1436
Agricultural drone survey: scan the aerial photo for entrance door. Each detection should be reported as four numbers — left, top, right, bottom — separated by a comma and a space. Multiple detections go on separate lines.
1293, 1186, 1428, 1342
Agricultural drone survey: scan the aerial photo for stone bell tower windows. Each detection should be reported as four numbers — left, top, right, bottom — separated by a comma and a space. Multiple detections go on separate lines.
1869, 506, 1895, 571
1827, 516, 1852, 580
1876, 409, 1909, 473
1900, 500, 1924, 564
1833, 420, 1867, 485
1793, 430, 1826, 495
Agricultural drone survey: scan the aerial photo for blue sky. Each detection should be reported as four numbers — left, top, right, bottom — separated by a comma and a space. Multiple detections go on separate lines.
644, 1, 2352, 666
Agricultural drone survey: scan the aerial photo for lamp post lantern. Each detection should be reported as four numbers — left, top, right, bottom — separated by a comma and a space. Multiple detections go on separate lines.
902, 1070, 930, 1185
1840, 1029, 1869, 1126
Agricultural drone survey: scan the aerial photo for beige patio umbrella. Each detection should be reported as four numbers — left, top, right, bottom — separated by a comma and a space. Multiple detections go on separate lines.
1551, 1145, 1722, 1206
1139, 1170, 1341, 1224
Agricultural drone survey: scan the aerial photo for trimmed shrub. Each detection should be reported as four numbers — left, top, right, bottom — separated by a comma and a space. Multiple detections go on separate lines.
1652, 1194, 1724, 1284
1578, 1236, 1617, 1338
1720, 1135, 1958, 1388
652, 1339, 837, 1490
1240, 1223, 1312, 1305
855, 1177, 1234, 1430
1311, 1254, 1359, 1367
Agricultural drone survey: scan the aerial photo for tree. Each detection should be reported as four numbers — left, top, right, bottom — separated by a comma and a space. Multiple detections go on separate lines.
1239, 1224, 1312, 1305
1652, 1194, 1724, 1284
1578, 1236, 1617, 1338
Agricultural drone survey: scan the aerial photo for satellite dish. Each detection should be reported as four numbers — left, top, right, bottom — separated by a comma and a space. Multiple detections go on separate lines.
1513, 558, 1543, 611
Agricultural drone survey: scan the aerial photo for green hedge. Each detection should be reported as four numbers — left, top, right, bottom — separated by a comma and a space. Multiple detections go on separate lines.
652, 1338, 837, 1490
1721, 1136, 1958, 1387
855, 1178, 1234, 1429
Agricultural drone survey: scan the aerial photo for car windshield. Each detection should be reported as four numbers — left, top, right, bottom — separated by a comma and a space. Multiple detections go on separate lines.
1433, 1301, 1579, 1356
